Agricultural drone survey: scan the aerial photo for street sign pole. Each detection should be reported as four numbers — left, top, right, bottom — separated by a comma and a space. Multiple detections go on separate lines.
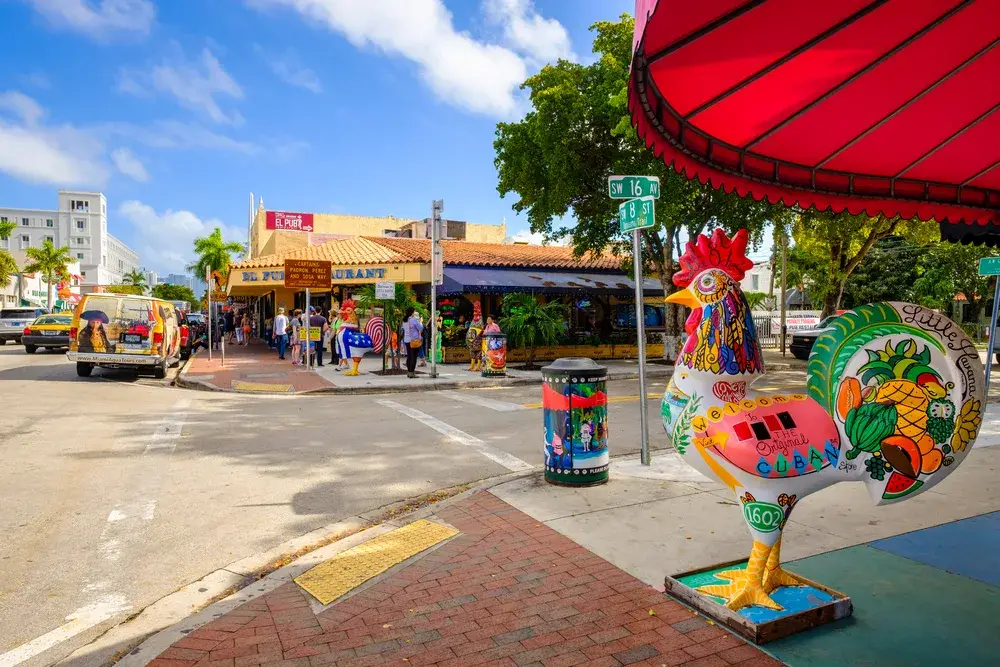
430, 199, 443, 379
633, 229, 650, 466
614, 182, 658, 467
981, 257, 1000, 387
304, 288, 311, 369
206, 266, 212, 362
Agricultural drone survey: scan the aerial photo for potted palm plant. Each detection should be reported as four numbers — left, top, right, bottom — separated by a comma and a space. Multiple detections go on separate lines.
499, 292, 567, 370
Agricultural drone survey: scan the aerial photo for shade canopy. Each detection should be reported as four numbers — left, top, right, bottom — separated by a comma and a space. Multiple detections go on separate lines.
439, 267, 665, 296
629, 0, 1000, 238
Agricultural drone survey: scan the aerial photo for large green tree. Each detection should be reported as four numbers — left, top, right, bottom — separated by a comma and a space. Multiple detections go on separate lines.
841, 236, 926, 308
499, 293, 567, 369
783, 211, 936, 316
494, 14, 788, 357
912, 242, 999, 326
152, 283, 199, 310
187, 228, 245, 280
0, 220, 17, 289
22, 240, 72, 311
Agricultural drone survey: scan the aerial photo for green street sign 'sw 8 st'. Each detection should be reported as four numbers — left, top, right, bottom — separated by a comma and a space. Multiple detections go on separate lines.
979, 256, 1000, 276
619, 196, 656, 233
608, 175, 660, 199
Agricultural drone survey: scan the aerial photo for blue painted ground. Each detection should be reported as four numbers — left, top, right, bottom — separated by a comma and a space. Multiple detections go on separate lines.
766, 511, 1000, 666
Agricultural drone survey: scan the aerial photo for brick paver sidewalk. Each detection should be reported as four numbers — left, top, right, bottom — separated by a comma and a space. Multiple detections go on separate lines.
181, 342, 335, 393
147, 492, 781, 667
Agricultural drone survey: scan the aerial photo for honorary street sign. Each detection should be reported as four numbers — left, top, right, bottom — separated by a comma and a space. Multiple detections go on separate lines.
619, 196, 656, 233
608, 175, 660, 199
375, 281, 396, 299
284, 259, 331, 289
266, 211, 315, 232
978, 256, 1000, 276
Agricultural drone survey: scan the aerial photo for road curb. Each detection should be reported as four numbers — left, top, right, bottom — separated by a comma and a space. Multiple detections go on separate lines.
60, 470, 536, 667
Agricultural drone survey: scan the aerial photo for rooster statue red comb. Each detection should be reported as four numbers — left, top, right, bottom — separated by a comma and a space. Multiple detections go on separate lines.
673, 228, 754, 288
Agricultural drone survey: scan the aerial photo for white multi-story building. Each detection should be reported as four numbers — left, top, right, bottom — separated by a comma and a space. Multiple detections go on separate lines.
164, 273, 194, 289
0, 190, 139, 290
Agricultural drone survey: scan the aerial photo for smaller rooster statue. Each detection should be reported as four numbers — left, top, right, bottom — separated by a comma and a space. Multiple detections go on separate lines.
466, 301, 485, 372
662, 229, 985, 612
335, 299, 374, 376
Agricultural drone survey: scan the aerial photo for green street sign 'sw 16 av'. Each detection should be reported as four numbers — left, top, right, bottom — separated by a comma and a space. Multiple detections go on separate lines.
979, 256, 1000, 276
619, 196, 656, 233
608, 175, 660, 199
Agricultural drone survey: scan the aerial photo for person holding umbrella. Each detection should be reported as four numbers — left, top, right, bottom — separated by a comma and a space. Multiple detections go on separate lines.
77, 310, 112, 353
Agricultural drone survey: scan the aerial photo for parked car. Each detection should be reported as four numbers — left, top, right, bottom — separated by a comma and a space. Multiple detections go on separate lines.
22, 314, 73, 353
0, 307, 50, 345
68, 294, 182, 378
789, 316, 839, 361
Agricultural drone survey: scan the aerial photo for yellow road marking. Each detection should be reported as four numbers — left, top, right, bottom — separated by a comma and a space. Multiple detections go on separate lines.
519, 392, 661, 409
231, 381, 293, 393
294, 520, 458, 605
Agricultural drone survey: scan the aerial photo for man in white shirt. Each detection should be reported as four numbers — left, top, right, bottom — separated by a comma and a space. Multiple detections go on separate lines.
273, 307, 289, 360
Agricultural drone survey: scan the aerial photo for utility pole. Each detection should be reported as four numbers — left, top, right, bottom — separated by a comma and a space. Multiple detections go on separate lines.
430, 200, 443, 379
780, 223, 788, 357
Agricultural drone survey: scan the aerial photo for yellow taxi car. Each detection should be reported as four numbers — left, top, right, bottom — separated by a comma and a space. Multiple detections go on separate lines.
22, 313, 73, 353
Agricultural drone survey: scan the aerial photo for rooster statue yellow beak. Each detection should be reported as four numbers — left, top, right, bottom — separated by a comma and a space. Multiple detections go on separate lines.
665, 288, 700, 309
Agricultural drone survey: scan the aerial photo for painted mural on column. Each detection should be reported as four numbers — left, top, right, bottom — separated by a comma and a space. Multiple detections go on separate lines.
660, 229, 985, 614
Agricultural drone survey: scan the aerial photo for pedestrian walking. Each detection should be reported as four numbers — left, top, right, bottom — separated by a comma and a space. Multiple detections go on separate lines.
290, 309, 302, 365
242, 315, 251, 346
308, 306, 329, 367
417, 313, 427, 367
273, 307, 289, 360
403, 307, 423, 378
485, 316, 501, 333
265, 315, 274, 349
224, 309, 235, 344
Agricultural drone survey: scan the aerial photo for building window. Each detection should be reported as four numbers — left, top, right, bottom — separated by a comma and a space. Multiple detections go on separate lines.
76, 220, 84, 229
77, 253, 84, 259
0, 216, 6, 223
21, 235, 30, 248
71, 200, 90, 212
102, 254, 106, 265
22, 218, 29, 226
47, 219, 54, 227
45, 236, 54, 244
751, 275, 760, 291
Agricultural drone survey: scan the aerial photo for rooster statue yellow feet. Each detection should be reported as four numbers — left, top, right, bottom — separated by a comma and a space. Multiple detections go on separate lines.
343, 359, 362, 376
762, 536, 803, 593
697, 541, 783, 611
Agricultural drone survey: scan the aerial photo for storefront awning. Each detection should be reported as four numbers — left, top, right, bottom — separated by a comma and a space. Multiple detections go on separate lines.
440, 267, 665, 295
629, 0, 1000, 240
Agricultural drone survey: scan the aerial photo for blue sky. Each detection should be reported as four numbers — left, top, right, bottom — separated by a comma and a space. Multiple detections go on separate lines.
0, 0, 634, 275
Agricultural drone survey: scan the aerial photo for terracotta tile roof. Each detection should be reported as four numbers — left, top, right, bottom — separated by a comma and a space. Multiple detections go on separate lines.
367, 237, 622, 270
232, 237, 408, 269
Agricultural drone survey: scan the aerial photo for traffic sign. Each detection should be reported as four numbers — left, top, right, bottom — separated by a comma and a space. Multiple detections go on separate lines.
608, 175, 660, 199
619, 196, 656, 233
375, 281, 396, 299
978, 256, 1000, 276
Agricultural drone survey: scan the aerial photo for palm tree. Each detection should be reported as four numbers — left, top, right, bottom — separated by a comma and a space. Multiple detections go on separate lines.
499, 292, 567, 369
0, 220, 17, 290
22, 240, 72, 311
187, 228, 246, 281
122, 269, 148, 294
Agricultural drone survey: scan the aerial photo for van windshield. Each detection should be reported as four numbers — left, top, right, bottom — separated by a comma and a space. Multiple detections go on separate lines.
2, 309, 41, 319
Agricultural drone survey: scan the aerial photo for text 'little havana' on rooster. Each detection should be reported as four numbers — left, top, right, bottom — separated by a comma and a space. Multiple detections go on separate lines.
661, 229, 985, 612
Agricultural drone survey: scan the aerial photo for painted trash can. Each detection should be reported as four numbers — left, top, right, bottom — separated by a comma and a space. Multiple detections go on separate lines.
541, 358, 610, 486
482, 332, 507, 377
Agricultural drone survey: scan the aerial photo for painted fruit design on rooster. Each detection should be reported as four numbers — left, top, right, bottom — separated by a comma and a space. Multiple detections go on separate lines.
661, 229, 986, 613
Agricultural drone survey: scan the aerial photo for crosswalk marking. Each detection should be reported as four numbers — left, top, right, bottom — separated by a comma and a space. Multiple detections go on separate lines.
438, 390, 526, 412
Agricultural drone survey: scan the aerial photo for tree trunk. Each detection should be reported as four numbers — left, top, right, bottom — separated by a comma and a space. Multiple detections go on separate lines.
46, 270, 53, 311
529, 343, 536, 370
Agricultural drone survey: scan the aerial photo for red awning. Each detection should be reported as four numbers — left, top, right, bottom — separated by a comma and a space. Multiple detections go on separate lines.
629, 0, 1000, 228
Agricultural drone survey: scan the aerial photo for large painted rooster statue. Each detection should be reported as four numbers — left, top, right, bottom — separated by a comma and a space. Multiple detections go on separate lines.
335, 299, 374, 376
661, 229, 985, 612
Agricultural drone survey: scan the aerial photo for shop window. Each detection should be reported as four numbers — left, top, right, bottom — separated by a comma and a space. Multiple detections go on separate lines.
22, 218, 29, 226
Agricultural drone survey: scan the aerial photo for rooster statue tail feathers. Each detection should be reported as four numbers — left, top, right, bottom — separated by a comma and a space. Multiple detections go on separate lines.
807, 302, 985, 506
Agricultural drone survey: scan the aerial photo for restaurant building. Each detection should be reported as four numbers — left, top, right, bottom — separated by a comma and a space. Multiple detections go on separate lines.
226, 235, 666, 355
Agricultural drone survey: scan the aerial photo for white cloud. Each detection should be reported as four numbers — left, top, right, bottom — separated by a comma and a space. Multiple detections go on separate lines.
118, 46, 244, 124
105, 120, 261, 154
484, 0, 575, 64
247, 0, 536, 117
23, 0, 155, 38
20, 72, 52, 89
118, 201, 246, 275
111, 147, 148, 182
0, 91, 108, 186
254, 45, 322, 93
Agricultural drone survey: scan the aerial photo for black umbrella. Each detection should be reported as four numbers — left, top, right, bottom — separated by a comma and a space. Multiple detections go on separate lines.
79, 310, 109, 323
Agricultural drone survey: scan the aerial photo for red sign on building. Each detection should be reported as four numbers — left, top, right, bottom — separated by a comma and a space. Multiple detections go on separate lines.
266, 211, 315, 232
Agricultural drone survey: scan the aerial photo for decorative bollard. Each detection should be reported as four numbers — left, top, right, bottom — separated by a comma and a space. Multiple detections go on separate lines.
481, 332, 507, 377
541, 358, 609, 486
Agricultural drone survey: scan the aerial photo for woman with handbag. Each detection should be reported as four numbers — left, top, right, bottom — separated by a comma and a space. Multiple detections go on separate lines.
402, 307, 423, 379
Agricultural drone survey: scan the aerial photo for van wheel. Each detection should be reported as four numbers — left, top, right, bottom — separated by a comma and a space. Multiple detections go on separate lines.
25, 345, 37, 354
77, 362, 94, 377
153, 362, 167, 379
0, 338, 6, 345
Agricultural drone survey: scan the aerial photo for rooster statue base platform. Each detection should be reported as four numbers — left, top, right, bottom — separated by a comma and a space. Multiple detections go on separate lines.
659, 229, 986, 643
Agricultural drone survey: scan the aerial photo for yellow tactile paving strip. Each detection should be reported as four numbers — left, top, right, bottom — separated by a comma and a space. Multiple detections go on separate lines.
294, 519, 459, 605
231, 381, 293, 393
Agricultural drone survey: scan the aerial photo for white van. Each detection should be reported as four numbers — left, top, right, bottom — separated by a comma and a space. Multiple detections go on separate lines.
0, 307, 50, 344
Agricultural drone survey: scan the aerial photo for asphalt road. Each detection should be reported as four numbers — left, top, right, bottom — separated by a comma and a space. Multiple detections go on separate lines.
0, 346, 812, 667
